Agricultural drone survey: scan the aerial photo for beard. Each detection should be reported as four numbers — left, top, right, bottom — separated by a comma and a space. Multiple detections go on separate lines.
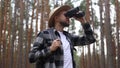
60, 21, 69, 27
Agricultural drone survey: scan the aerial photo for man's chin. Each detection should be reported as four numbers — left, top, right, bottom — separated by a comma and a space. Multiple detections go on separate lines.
60, 22, 69, 27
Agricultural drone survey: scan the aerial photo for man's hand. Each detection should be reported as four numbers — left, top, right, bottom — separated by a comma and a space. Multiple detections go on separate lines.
50, 39, 61, 52
74, 16, 87, 24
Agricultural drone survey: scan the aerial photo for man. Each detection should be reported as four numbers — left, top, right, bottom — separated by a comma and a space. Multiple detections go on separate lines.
29, 5, 96, 68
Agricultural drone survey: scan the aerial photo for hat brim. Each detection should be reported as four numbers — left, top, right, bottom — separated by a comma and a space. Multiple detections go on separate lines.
48, 5, 71, 28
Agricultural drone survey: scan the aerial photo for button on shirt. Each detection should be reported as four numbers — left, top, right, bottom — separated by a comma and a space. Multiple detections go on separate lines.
58, 31, 73, 68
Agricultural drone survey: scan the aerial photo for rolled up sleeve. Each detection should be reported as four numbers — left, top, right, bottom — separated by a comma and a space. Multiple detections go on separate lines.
72, 23, 96, 46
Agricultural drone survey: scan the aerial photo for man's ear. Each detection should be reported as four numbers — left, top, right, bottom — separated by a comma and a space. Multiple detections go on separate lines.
54, 16, 59, 22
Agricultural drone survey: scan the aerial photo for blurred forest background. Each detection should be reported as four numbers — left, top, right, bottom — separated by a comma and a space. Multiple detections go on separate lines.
0, 0, 120, 68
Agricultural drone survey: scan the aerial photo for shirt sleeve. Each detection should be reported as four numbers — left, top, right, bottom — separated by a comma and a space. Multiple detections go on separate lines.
72, 23, 96, 46
28, 32, 52, 63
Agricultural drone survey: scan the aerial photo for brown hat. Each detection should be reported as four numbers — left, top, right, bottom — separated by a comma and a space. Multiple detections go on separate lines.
48, 5, 71, 28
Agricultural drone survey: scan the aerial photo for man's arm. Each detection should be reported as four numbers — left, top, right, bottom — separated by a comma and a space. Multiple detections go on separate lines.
72, 23, 96, 46
28, 32, 52, 63
72, 17, 96, 45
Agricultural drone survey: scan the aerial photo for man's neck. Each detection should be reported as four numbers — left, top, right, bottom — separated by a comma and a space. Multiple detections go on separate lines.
55, 23, 64, 32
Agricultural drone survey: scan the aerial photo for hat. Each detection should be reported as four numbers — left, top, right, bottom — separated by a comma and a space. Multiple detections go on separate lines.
48, 5, 71, 28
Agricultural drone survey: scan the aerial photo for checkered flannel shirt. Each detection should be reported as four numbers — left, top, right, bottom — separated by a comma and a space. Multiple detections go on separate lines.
29, 23, 96, 68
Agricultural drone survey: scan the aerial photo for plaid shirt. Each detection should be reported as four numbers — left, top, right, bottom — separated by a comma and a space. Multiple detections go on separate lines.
29, 23, 96, 68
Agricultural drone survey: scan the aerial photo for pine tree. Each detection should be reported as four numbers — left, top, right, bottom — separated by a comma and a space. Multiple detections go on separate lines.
104, 0, 116, 68
115, 0, 120, 68
99, 0, 105, 68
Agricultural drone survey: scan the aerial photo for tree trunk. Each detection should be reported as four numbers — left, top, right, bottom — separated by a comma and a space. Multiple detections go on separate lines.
85, 0, 90, 22
29, 1, 36, 67
17, 0, 24, 68
40, 0, 50, 30
11, 0, 18, 68
0, 0, 2, 66
86, 0, 92, 68
2, 0, 7, 67
0, 0, 4, 67
40, 0, 44, 30
84, 47, 87, 68
35, 0, 39, 35
90, 1, 98, 68
92, 45, 97, 68
99, 0, 105, 68
25, 0, 30, 68
104, 0, 116, 68
115, 0, 120, 68
7, 0, 11, 68
80, 47, 85, 68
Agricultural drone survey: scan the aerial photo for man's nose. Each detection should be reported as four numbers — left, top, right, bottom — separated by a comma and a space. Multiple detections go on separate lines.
66, 17, 69, 20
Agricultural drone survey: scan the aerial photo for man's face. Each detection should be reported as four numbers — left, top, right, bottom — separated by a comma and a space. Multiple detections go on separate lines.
55, 11, 70, 27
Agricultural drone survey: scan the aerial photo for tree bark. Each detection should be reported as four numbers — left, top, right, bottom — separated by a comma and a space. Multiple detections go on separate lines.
7, 0, 11, 68
115, 0, 120, 68
24, 0, 30, 68
11, 0, 18, 68
99, 0, 105, 68
80, 48, 85, 68
2, 0, 7, 67
35, 0, 39, 35
0, 0, 4, 67
104, 0, 116, 68
40, 0, 50, 30
17, 0, 24, 68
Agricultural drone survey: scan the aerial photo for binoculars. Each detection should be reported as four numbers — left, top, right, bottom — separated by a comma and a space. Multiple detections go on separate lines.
64, 7, 85, 18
